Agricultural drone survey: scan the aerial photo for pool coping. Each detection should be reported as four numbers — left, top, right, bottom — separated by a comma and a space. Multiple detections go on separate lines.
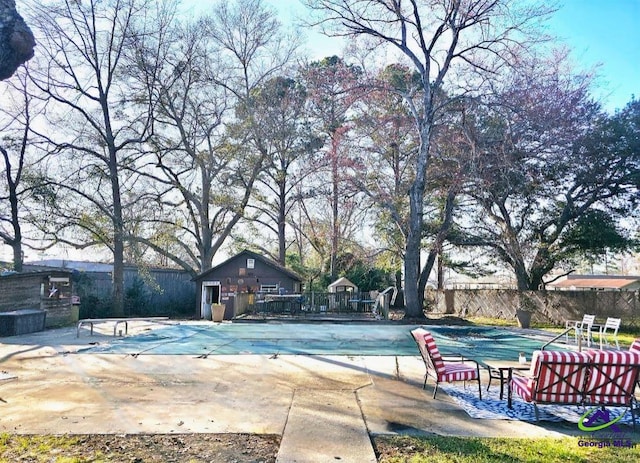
1, 321, 635, 449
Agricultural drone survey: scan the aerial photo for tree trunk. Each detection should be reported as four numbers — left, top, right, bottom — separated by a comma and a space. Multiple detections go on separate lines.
107, 133, 125, 316
11, 241, 22, 272
403, 193, 423, 318
330, 134, 339, 281
111, 170, 126, 317
437, 250, 444, 290
278, 180, 286, 265
403, 116, 432, 319
8, 157, 22, 273
1, 145, 23, 272
112, 239, 125, 317
515, 264, 531, 291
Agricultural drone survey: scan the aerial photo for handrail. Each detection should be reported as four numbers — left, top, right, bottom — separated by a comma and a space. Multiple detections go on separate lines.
541, 326, 580, 351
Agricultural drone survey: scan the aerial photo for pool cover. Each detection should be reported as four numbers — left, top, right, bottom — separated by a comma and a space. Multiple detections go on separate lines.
79, 323, 566, 361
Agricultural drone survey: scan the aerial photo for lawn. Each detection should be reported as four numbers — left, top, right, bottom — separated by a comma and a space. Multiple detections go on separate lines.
3, 434, 639, 462
374, 436, 640, 463
466, 316, 640, 349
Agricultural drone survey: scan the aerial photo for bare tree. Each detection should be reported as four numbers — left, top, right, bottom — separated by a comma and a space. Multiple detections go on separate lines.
130, 17, 250, 274
0, 0, 36, 268
305, 0, 553, 317
0, 71, 37, 270
26, 0, 171, 316
128, 0, 298, 275
239, 75, 321, 265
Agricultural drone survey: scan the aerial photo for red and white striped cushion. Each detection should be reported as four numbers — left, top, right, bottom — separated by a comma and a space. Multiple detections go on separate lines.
511, 375, 532, 402
584, 350, 640, 405
411, 328, 447, 375
521, 350, 590, 404
420, 331, 446, 375
629, 339, 640, 353
441, 363, 478, 382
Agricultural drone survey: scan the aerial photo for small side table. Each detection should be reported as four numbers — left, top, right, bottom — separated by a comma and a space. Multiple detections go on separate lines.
484, 360, 530, 400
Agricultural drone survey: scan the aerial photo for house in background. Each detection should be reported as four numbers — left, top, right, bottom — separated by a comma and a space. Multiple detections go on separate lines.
193, 250, 303, 320
548, 274, 640, 291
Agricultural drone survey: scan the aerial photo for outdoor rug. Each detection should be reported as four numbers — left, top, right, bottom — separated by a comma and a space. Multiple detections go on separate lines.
439, 383, 636, 426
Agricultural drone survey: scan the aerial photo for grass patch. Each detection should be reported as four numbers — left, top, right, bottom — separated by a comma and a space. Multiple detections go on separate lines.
0, 434, 85, 463
374, 436, 640, 463
466, 317, 639, 348
466, 317, 519, 328
0, 433, 279, 462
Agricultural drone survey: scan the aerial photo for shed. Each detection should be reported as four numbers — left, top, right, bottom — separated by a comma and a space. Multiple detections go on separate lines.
0, 269, 75, 330
328, 277, 358, 293
25, 259, 195, 317
548, 274, 640, 291
193, 250, 303, 320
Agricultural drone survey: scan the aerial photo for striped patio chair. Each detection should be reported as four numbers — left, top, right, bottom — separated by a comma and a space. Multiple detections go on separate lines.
410, 328, 482, 399
584, 350, 640, 427
509, 350, 591, 420
629, 339, 640, 391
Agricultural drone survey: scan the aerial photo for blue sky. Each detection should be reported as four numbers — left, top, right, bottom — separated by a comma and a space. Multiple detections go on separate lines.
548, 0, 640, 112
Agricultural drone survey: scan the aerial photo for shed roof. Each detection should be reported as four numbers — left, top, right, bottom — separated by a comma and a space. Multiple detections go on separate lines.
194, 250, 303, 282
328, 276, 358, 292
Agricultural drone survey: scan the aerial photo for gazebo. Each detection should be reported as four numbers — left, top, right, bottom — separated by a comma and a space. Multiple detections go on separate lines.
328, 277, 358, 294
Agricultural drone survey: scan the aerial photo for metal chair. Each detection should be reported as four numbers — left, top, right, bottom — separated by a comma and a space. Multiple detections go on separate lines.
565, 314, 596, 347
410, 328, 482, 399
509, 350, 591, 419
597, 317, 621, 350
583, 349, 640, 428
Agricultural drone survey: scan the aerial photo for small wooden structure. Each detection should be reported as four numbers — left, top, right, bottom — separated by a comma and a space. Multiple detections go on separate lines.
193, 250, 303, 320
328, 277, 358, 293
0, 269, 75, 331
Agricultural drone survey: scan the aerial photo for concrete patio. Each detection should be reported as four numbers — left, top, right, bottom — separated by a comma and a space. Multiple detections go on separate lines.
0, 321, 633, 462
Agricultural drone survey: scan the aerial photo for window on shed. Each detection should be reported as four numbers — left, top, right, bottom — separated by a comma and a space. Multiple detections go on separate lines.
247, 258, 255, 269
260, 284, 278, 293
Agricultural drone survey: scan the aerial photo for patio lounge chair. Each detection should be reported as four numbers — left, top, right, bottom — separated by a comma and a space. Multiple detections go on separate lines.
595, 317, 621, 350
565, 314, 596, 347
509, 350, 591, 420
583, 350, 640, 427
410, 328, 482, 399
628, 339, 640, 390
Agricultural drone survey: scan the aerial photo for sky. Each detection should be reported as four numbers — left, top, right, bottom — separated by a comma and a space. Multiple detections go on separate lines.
3, 0, 638, 264
547, 0, 640, 112
180, 0, 639, 112
267, 0, 639, 113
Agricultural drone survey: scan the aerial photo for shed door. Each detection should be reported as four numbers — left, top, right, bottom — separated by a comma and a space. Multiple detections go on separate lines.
201, 282, 221, 320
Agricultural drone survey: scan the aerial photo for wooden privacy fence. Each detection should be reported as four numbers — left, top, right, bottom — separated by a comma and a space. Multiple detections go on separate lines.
76, 267, 195, 318
426, 289, 640, 328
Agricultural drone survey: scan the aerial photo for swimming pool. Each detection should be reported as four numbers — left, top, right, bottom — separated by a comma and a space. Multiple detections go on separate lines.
80, 323, 566, 362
